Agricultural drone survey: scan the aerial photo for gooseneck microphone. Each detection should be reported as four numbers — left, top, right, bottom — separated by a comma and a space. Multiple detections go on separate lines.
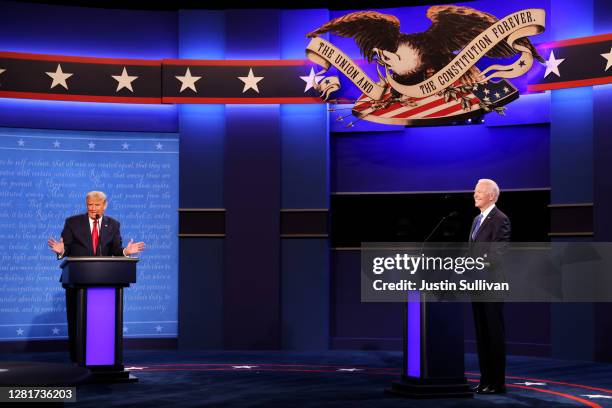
423, 211, 458, 243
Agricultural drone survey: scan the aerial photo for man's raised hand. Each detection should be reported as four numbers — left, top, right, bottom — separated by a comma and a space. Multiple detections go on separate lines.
124, 239, 145, 256
48, 237, 64, 255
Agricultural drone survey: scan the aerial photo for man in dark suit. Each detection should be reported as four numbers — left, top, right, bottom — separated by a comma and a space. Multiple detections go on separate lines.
469, 179, 511, 394
48, 191, 145, 362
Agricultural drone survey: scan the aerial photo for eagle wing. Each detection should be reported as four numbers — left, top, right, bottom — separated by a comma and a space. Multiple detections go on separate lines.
307, 11, 401, 62
425, 6, 544, 63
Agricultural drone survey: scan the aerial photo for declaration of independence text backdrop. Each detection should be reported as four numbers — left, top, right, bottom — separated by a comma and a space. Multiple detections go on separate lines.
0, 127, 178, 340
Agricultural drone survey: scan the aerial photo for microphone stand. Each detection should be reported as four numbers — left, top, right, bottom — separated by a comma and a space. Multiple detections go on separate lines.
419, 211, 458, 301
423, 211, 458, 243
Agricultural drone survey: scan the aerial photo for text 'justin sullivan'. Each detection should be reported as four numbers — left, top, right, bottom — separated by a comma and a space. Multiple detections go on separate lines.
372, 280, 510, 291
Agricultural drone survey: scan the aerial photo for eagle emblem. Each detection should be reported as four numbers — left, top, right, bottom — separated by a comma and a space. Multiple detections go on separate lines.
305, 6, 546, 126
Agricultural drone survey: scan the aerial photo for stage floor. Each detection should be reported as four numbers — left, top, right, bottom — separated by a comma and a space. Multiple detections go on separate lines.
1, 350, 611, 407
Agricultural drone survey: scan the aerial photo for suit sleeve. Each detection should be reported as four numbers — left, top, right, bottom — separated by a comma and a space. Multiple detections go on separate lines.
110, 220, 125, 256
488, 215, 511, 272
59, 219, 74, 259
493, 216, 511, 243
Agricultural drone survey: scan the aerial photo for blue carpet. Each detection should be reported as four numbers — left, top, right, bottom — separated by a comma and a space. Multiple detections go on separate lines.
1, 351, 611, 407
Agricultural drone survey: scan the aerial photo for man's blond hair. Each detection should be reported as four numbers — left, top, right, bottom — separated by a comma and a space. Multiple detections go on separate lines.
86, 191, 107, 203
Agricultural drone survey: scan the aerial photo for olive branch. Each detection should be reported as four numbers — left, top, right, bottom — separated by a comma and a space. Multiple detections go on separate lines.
441, 84, 506, 116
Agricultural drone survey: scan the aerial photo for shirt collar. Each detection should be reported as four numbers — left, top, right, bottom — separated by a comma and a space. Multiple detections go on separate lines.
480, 204, 496, 220
88, 216, 103, 226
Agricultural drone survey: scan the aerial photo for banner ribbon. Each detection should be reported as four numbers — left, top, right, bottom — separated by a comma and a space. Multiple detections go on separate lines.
306, 8, 545, 99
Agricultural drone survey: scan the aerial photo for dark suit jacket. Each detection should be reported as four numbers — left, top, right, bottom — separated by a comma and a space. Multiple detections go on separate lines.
469, 206, 511, 244
60, 213, 124, 258
469, 206, 511, 282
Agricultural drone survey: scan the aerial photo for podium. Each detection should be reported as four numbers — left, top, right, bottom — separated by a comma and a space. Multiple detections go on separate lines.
387, 292, 472, 398
60, 257, 138, 383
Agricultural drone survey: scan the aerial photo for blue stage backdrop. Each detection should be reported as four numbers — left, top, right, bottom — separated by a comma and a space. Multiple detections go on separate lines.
0, 127, 178, 340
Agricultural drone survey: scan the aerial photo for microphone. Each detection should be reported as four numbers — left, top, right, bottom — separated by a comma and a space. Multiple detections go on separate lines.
423, 211, 458, 243
95, 214, 102, 256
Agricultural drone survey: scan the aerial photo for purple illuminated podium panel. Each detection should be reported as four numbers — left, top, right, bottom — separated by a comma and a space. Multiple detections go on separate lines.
387, 292, 472, 399
86, 288, 116, 366
60, 257, 137, 383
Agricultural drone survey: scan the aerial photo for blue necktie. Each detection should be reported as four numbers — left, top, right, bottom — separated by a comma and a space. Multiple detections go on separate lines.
471, 214, 483, 240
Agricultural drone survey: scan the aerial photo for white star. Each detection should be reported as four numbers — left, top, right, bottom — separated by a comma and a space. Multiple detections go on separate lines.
88, 141, 95, 149
238, 68, 264, 94
483, 96, 490, 102
601, 47, 612, 71
494, 92, 500, 99
45, 64, 73, 90
337, 368, 363, 372
175, 68, 201, 93
581, 395, 612, 399
503, 86, 510, 93
544, 50, 565, 78
514, 382, 547, 386
53, 140, 60, 148
121, 143, 129, 150
16, 328, 24, 335
112, 67, 138, 93
299, 67, 324, 92
155, 325, 162, 332
232, 365, 258, 369
17, 139, 25, 147
52, 327, 60, 335
483, 88, 490, 95
155, 142, 163, 150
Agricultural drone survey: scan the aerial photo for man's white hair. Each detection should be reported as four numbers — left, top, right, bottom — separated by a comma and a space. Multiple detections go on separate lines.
86, 191, 107, 203
477, 179, 500, 202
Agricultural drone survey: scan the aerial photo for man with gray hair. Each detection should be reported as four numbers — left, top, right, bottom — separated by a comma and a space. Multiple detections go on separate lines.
470, 178, 511, 394
48, 191, 145, 362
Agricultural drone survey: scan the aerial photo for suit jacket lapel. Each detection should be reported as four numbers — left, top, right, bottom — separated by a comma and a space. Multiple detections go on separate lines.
99, 218, 109, 251
474, 207, 498, 240
81, 214, 94, 255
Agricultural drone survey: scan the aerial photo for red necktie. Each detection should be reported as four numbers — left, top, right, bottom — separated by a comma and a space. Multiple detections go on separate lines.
92, 219, 99, 255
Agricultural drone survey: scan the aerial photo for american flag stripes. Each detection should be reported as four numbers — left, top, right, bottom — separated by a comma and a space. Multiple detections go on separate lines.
351, 79, 518, 126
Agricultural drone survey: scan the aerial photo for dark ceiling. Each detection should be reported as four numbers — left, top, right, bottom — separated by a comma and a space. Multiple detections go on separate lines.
7, 0, 471, 11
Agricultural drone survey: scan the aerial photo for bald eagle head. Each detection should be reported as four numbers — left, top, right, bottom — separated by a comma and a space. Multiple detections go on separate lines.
373, 42, 424, 78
